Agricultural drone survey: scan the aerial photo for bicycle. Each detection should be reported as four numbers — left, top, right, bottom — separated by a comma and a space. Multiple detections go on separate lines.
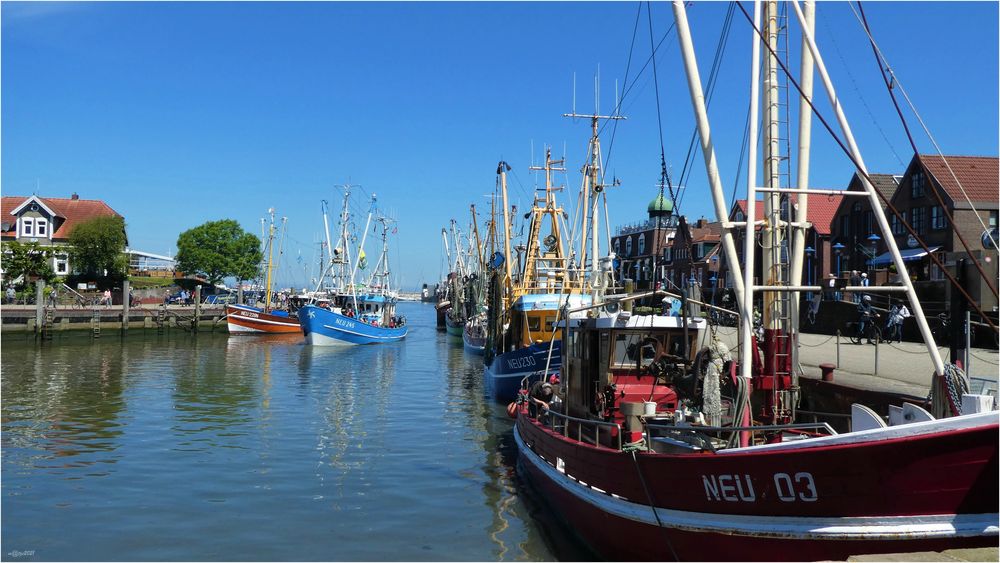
848, 313, 881, 345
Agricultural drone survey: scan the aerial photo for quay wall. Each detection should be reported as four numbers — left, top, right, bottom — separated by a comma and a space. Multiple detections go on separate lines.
0, 305, 229, 334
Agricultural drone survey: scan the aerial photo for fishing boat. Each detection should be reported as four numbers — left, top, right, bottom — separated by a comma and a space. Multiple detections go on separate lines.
484, 152, 592, 402
298, 192, 407, 345
513, 2, 998, 560
463, 314, 487, 354
226, 208, 300, 334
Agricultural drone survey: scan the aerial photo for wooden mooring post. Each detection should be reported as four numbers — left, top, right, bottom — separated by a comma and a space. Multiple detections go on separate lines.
122, 279, 131, 334
193, 285, 202, 332
34, 280, 45, 339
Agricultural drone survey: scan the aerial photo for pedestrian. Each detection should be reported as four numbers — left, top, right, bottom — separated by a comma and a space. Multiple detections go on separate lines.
7, 285, 16, 304
49, 285, 58, 308
129, 288, 135, 307
886, 299, 911, 343
103, 288, 112, 308
861, 272, 870, 287
850, 270, 861, 303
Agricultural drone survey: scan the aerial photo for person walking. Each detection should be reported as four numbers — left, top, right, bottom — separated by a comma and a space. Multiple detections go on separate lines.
850, 270, 861, 303
6, 285, 16, 304
103, 288, 112, 308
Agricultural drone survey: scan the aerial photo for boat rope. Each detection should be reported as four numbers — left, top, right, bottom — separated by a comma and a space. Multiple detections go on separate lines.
628, 449, 680, 562
602, 2, 642, 174
853, 1, 998, 299
646, 1, 677, 210
732, 2, 998, 333
726, 374, 751, 449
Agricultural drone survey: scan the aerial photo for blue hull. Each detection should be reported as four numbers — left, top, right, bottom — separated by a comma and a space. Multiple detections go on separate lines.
297, 305, 407, 346
485, 341, 561, 402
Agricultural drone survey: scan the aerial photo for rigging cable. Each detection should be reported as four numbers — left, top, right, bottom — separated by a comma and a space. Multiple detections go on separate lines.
854, 1, 998, 300
646, 1, 678, 210
732, 1, 997, 333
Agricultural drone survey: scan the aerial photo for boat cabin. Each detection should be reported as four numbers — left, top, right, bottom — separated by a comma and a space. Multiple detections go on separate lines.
561, 312, 705, 428
506, 294, 591, 348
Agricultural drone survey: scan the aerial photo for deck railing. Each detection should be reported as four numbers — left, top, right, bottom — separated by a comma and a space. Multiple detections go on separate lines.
542, 408, 623, 450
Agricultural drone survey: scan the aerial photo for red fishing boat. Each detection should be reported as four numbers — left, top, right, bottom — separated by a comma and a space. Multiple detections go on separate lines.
513, 2, 998, 559
226, 208, 299, 334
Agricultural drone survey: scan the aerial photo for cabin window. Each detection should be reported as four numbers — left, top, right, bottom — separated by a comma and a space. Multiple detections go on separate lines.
526, 314, 541, 332
612, 332, 659, 369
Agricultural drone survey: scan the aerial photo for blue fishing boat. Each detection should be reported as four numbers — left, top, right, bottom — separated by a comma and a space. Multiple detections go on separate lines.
483, 152, 592, 402
299, 190, 407, 346
298, 294, 406, 346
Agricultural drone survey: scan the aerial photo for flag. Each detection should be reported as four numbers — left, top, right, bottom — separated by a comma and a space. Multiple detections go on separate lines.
359, 250, 367, 270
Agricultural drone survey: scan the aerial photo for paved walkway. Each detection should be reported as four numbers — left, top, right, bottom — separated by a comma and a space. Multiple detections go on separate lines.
699, 326, 999, 399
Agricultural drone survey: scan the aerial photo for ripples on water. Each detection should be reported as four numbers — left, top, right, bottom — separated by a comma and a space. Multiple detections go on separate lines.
1, 303, 591, 561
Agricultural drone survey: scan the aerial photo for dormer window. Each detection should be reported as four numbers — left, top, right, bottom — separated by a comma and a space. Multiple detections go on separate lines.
911, 171, 925, 198
626, 237, 633, 256
638, 235, 645, 255
20, 217, 34, 237
36, 218, 48, 237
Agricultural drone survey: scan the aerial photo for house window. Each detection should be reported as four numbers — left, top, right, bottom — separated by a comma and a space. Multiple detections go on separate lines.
911, 207, 926, 235
613, 240, 620, 256
20, 218, 34, 237
930, 261, 946, 281
864, 210, 874, 234
930, 206, 947, 230
990, 211, 998, 229
663, 246, 672, 262
638, 235, 645, 255
891, 210, 907, 235
55, 254, 68, 275
693, 243, 703, 260
626, 237, 633, 256
36, 218, 48, 237
911, 171, 925, 198
734, 210, 745, 222
840, 215, 850, 236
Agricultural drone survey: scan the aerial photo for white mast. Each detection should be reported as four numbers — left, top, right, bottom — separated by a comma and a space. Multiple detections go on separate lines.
349, 194, 377, 312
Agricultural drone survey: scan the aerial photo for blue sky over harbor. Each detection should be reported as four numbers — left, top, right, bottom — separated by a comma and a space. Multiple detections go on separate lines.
3, 1, 998, 289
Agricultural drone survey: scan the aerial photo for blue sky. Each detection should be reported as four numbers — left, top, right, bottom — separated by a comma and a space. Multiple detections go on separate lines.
3, 1, 998, 290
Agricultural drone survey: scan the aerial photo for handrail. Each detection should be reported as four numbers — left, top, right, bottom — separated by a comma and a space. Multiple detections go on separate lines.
646, 421, 838, 449
542, 408, 623, 451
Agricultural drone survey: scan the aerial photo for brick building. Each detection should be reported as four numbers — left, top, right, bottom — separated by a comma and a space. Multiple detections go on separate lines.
828, 172, 901, 276
663, 216, 721, 292
611, 193, 677, 290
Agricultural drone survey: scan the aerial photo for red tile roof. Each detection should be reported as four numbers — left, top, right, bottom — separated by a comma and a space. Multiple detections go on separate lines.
2, 196, 122, 240
919, 154, 999, 205
733, 192, 845, 235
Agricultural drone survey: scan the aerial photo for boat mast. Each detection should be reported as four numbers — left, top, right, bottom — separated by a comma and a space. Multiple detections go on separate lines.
471, 205, 483, 274
349, 194, 377, 312
499, 161, 514, 285
264, 207, 276, 313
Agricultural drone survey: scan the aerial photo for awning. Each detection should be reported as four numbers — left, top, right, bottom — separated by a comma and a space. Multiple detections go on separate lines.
869, 246, 940, 266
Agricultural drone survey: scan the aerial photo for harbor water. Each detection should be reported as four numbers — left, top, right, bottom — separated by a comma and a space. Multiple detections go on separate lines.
1, 302, 590, 561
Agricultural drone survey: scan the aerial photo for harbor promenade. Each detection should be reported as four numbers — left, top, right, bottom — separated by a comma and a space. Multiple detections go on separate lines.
704, 326, 998, 400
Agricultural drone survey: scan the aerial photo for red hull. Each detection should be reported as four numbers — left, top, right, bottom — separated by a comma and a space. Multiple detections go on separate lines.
515, 413, 998, 561
226, 305, 302, 334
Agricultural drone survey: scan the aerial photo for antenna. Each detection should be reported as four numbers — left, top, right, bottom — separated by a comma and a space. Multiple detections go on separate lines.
572, 72, 577, 115
615, 79, 620, 116
594, 66, 600, 114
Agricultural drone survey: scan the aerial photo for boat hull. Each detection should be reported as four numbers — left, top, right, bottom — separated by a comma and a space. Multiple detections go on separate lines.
445, 316, 464, 337
226, 305, 302, 334
463, 329, 485, 355
297, 305, 407, 346
514, 411, 999, 561
485, 341, 561, 402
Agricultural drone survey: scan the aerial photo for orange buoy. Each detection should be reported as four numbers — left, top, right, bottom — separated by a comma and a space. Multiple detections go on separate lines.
506, 402, 518, 418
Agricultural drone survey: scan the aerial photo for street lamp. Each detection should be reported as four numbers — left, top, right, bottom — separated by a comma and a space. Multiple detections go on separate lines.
804, 246, 816, 300
867, 233, 881, 272
832, 242, 845, 276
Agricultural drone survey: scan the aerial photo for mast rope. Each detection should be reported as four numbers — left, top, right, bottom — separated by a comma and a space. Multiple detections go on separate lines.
646, 1, 678, 209
854, 1, 998, 300
733, 1, 997, 333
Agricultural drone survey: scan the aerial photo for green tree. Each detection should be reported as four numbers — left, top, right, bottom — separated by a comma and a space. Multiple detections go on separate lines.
68, 215, 129, 279
175, 220, 262, 285
1, 241, 56, 287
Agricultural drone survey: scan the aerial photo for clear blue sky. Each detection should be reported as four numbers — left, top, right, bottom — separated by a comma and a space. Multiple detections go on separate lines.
4, 1, 997, 290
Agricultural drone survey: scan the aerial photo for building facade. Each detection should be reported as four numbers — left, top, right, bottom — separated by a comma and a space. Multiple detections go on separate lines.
1, 193, 124, 278
610, 193, 677, 290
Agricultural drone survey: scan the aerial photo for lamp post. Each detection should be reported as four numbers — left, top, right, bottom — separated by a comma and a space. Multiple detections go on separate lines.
867, 233, 881, 273
832, 242, 845, 277
804, 246, 815, 300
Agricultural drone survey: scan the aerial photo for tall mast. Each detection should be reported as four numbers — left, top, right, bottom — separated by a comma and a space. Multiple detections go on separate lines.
349, 194, 377, 311
564, 108, 623, 296
263, 208, 276, 312
471, 204, 484, 273
499, 161, 514, 285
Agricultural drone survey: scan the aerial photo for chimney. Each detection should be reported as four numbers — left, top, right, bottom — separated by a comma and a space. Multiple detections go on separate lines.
697, 218, 708, 229
71, 193, 79, 200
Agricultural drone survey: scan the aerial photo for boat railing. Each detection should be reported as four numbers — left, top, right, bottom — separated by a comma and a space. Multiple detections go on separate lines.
542, 408, 622, 451
645, 421, 838, 451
